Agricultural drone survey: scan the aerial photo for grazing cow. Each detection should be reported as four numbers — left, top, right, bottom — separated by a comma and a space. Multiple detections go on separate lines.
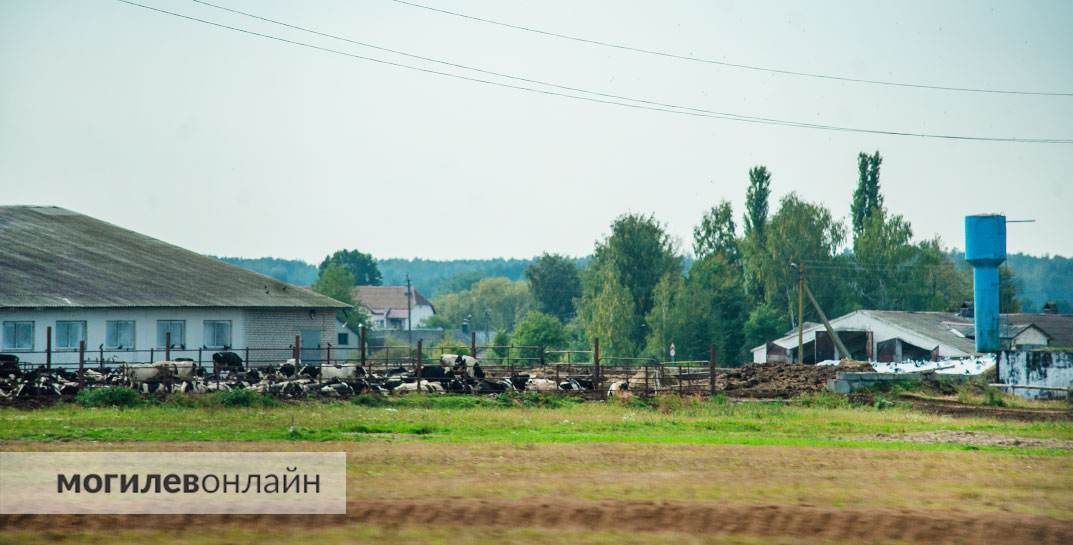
439, 354, 478, 366
474, 378, 515, 394
525, 378, 559, 392
393, 380, 444, 394
212, 351, 244, 373
417, 365, 453, 380
320, 364, 361, 381
125, 361, 197, 384
320, 382, 355, 397
509, 375, 530, 390
559, 378, 584, 391
607, 380, 630, 399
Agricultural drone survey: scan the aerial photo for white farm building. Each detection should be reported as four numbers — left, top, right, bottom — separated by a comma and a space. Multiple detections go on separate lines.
0, 206, 349, 367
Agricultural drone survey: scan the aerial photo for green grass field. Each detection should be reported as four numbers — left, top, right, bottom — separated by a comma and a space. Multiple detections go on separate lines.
2, 393, 1070, 454
2, 394, 1072, 545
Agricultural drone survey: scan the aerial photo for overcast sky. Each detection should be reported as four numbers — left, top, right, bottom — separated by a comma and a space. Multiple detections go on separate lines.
2, 0, 1071, 263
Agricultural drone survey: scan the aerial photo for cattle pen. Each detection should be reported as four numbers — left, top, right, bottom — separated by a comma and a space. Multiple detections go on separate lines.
0, 330, 735, 401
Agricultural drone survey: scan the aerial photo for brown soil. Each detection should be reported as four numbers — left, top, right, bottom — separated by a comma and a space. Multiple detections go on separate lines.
900, 395, 1073, 421
715, 364, 850, 398
3, 499, 1071, 545
876, 430, 1073, 449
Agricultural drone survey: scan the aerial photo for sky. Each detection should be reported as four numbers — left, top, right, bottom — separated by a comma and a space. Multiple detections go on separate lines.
2, 0, 1072, 263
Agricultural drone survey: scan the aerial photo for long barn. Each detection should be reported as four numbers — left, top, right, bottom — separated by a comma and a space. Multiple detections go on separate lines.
0, 206, 348, 367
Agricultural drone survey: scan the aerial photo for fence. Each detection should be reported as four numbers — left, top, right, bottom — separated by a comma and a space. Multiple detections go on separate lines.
6, 331, 725, 397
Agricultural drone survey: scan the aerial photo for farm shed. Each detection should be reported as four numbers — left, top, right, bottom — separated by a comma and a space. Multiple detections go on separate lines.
752, 309, 1073, 364
0, 206, 348, 366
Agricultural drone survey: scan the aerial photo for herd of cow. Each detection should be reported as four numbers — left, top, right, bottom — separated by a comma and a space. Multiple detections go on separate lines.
0, 352, 600, 401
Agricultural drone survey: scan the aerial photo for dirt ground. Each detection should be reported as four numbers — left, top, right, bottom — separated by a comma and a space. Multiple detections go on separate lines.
4, 499, 1072, 545
2, 441, 1071, 544
876, 430, 1073, 449
899, 395, 1073, 421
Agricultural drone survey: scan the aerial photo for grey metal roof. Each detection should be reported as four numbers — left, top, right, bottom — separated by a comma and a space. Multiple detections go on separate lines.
862, 310, 977, 354
0, 206, 348, 309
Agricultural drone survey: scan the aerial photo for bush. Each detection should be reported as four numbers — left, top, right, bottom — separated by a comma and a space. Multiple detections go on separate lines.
76, 386, 142, 408
217, 389, 279, 408
792, 391, 850, 409
982, 387, 1007, 407
351, 394, 391, 407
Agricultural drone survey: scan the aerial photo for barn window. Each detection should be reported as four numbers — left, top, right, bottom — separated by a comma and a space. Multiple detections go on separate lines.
337, 332, 349, 345
105, 320, 136, 349
157, 320, 185, 348
2, 321, 34, 350
203, 320, 231, 348
55, 321, 86, 350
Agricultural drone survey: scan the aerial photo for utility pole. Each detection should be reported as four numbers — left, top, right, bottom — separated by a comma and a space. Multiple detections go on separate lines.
797, 262, 805, 364
405, 274, 413, 349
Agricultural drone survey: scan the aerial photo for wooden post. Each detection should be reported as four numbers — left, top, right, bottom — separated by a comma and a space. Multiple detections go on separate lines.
45, 326, 52, 369
99, 344, 104, 370
294, 334, 301, 363
78, 340, 85, 387
327, 343, 332, 366
593, 338, 600, 395
165, 332, 171, 361
709, 344, 716, 396
415, 339, 423, 393
150, 348, 154, 363
507, 345, 513, 377
644, 364, 649, 395
244, 347, 249, 369
470, 331, 477, 358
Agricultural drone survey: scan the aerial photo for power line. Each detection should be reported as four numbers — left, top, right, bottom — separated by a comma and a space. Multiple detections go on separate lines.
388, 0, 1073, 98
113, 1, 1073, 143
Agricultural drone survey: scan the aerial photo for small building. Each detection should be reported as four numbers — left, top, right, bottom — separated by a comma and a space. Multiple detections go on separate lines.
0, 206, 349, 366
751, 309, 1073, 364
352, 285, 435, 331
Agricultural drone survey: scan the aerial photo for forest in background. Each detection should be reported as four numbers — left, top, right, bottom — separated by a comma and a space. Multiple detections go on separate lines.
214, 151, 1072, 363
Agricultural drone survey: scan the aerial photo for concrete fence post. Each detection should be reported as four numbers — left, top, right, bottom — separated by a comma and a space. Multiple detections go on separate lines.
45, 326, 52, 369
165, 332, 171, 361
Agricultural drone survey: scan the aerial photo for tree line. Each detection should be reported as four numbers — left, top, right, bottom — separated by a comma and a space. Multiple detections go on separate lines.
393, 151, 1020, 364
218, 150, 1073, 364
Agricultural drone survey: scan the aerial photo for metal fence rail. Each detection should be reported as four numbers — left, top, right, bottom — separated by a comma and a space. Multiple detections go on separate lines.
3, 335, 725, 398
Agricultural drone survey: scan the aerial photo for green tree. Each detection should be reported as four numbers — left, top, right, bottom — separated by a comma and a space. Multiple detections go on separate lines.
524, 253, 582, 321
578, 266, 638, 357
643, 272, 683, 359
510, 311, 567, 350
851, 151, 884, 238
311, 264, 369, 331
425, 277, 531, 333
999, 264, 1023, 313
743, 303, 787, 356
588, 213, 681, 342
742, 166, 772, 304
743, 166, 771, 243
763, 194, 848, 325
692, 200, 740, 263
319, 249, 382, 286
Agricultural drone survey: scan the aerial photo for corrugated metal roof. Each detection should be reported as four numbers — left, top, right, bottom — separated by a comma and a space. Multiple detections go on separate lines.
353, 286, 432, 312
862, 310, 977, 354
0, 206, 348, 309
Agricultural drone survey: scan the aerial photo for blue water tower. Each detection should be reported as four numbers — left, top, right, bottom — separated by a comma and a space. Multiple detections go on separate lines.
964, 214, 1006, 353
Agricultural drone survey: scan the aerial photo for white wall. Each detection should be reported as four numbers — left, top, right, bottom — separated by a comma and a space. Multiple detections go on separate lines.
999, 351, 1073, 399
0, 308, 245, 366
